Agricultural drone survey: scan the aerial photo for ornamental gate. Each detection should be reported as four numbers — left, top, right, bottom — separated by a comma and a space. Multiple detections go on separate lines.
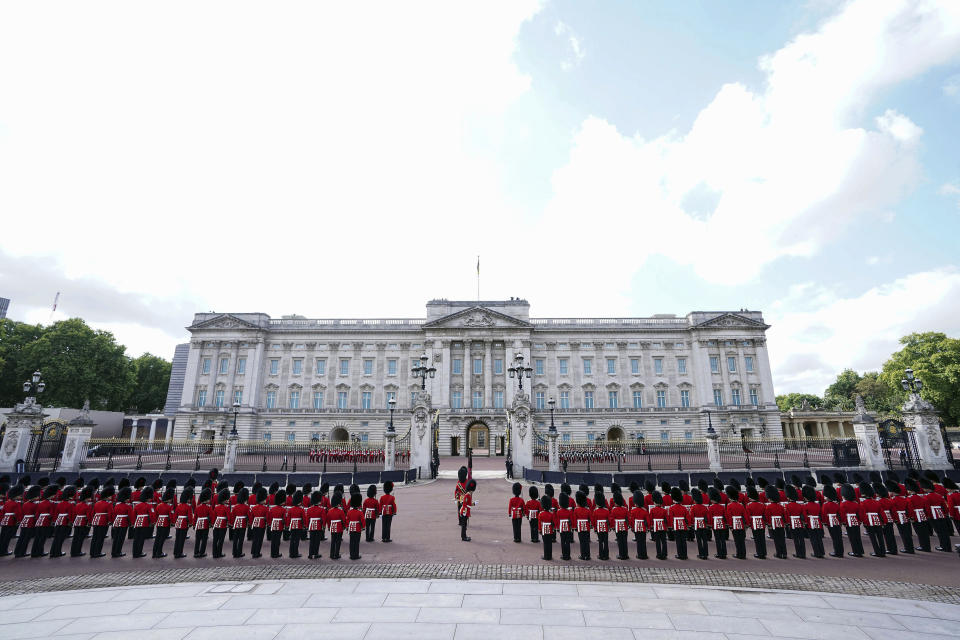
878, 418, 920, 471
27, 420, 68, 472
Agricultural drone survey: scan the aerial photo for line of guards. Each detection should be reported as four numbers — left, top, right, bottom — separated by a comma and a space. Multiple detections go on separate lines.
508, 470, 960, 561
0, 474, 398, 562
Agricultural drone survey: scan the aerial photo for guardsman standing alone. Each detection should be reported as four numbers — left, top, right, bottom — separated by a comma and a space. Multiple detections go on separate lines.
460, 479, 476, 542
454, 466, 468, 517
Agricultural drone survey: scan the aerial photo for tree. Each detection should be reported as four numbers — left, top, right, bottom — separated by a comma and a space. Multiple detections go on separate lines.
823, 369, 861, 411
880, 332, 960, 427
776, 393, 823, 413
853, 372, 896, 413
126, 353, 172, 414
19, 318, 136, 411
0, 318, 45, 407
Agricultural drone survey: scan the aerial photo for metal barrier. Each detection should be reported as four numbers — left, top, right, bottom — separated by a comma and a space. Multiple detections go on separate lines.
79, 439, 225, 471
535, 440, 710, 472
717, 437, 863, 470
233, 441, 386, 473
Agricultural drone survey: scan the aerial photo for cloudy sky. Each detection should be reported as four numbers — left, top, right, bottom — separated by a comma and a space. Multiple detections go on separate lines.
1, 1, 959, 396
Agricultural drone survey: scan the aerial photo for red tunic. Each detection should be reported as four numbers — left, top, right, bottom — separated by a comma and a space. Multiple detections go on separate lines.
926, 492, 948, 520
53, 500, 74, 528
858, 498, 886, 527
745, 501, 766, 530
609, 505, 629, 533
111, 503, 132, 529
556, 506, 574, 534
591, 507, 610, 533
802, 501, 822, 530
784, 501, 805, 530
689, 503, 709, 530
764, 502, 785, 529
379, 495, 397, 517
173, 503, 193, 529
839, 500, 862, 527
707, 503, 727, 530
306, 505, 325, 531
34, 499, 54, 528
132, 501, 154, 529
572, 506, 592, 533
820, 501, 841, 528
362, 497, 380, 522
72, 501, 93, 527
212, 503, 231, 529
0, 499, 22, 526
628, 506, 648, 533
326, 506, 345, 533
508, 496, 525, 519
537, 509, 556, 536
724, 501, 746, 530
267, 505, 286, 531
154, 503, 173, 529
345, 507, 366, 533
525, 498, 541, 523
287, 505, 306, 531
667, 503, 690, 531
647, 505, 668, 532
230, 502, 249, 529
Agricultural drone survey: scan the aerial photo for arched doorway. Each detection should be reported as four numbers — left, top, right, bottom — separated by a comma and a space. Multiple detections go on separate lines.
466, 421, 491, 457
330, 427, 349, 442
606, 426, 624, 442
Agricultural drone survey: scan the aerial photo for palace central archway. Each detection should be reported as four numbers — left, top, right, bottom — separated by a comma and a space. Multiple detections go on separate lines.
466, 421, 491, 457
330, 427, 349, 442
606, 426, 624, 442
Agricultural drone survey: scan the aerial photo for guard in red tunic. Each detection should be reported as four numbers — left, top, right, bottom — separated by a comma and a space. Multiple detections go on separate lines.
920, 478, 953, 552
88, 485, 114, 558
49, 485, 77, 558
29, 485, 58, 557
858, 483, 886, 557
110, 486, 133, 558
459, 479, 476, 542
287, 490, 306, 558
689, 488, 710, 560
318, 483, 331, 541
764, 485, 787, 559
454, 466, 468, 518
744, 486, 766, 559
627, 490, 648, 560
508, 483, 525, 543
306, 490, 324, 559
378, 481, 397, 542
525, 486, 541, 543
839, 483, 865, 557
173, 486, 194, 559
592, 493, 611, 560
801, 485, 824, 558
537, 495, 556, 560
707, 488, 727, 559
229, 487, 250, 558
944, 477, 960, 537
666, 488, 689, 559
572, 491, 592, 560
211, 487, 231, 558
556, 492, 574, 561
346, 492, 366, 558
249, 488, 269, 558
784, 484, 806, 559
646, 491, 666, 559
820, 484, 843, 557
905, 478, 931, 552
131, 486, 155, 558
70, 486, 94, 557
14, 485, 40, 557
362, 485, 379, 543
327, 491, 346, 559
267, 489, 287, 559
724, 485, 746, 559
0, 484, 24, 556
884, 479, 913, 553
152, 488, 175, 558
608, 493, 629, 560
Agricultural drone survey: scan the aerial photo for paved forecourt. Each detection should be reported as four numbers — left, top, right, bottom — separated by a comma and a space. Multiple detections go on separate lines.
1, 577, 959, 640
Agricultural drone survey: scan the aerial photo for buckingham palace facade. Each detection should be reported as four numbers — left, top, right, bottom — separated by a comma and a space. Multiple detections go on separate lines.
173, 299, 782, 452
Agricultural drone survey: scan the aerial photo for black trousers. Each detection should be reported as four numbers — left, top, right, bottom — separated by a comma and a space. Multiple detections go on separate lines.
731, 529, 746, 558
50, 525, 71, 557
913, 520, 931, 551
560, 530, 573, 559
460, 515, 469, 540
309, 530, 322, 557
694, 529, 710, 558
289, 529, 301, 557
194, 529, 209, 557
751, 528, 767, 558
652, 531, 668, 559
365, 519, 376, 542
634, 531, 648, 559
349, 531, 361, 559
845, 525, 865, 556
895, 521, 914, 552
90, 525, 109, 557
250, 527, 266, 557
381, 515, 393, 541
232, 528, 246, 557
577, 530, 591, 559
808, 528, 825, 557
330, 531, 343, 558
132, 526, 150, 556
881, 523, 897, 555
173, 528, 189, 557
511, 518, 522, 542
615, 531, 629, 559
269, 529, 283, 558
771, 528, 787, 557
542, 533, 554, 560
790, 528, 806, 558
153, 526, 170, 557
14, 528, 34, 557
932, 518, 952, 550
826, 525, 843, 556
212, 528, 227, 557
673, 529, 687, 559
865, 525, 885, 556
71, 525, 90, 556
110, 527, 128, 557
596, 531, 609, 559
30, 526, 51, 557
713, 529, 728, 558
0, 525, 17, 555
529, 519, 539, 542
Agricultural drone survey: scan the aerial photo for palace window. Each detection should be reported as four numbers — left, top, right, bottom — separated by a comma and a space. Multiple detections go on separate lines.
233, 389, 242, 405
472, 391, 483, 409
732, 389, 741, 406
606, 358, 616, 374
387, 359, 397, 376
680, 389, 690, 408
263, 432, 272, 441
474, 358, 483, 375
197, 389, 207, 407
337, 391, 348, 409
268, 359, 279, 375
289, 390, 300, 409
266, 391, 277, 409
494, 358, 503, 374
202, 358, 211, 374
677, 357, 687, 374
215, 389, 224, 408
633, 391, 643, 408
452, 358, 462, 375
363, 359, 373, 375
451, 391, 462, 409
745, 356, 754, 372
654, 358, 663, 375
535, 359, 544, 376
219, 357, 229, 375
558, 358, 568, 375
584, 391, 594, 409
656, 390, 666, 408
313, 391, 323, 409
608, 390, 618, 408
583, 358, 592, 375
535, 391, 545, 409
339, 359, 350, 375
361, 391, 372, 409
713, 389, 723, 407
631, 358, 640, 374
386, 391, 396, 406
710, 356, 719, 373
750, 388, 759, 406
559, 391, 569, 409
293, 359, 303, 375
315, 359, 326, 375
728, 357, 737, 373
494, 390, 504, 409
236, 358, 246, 375
410, 391, 417, 406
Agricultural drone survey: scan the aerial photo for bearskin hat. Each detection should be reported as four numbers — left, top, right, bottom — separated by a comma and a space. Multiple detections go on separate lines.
746, 486, 759, 501
708, 488, 722, 503
528, 486, 539, 499
679, 478, 690, 492
544, 483, 555, 497
292, 490, 303, 505
217, 488, 230, 504
61, 485, 77, 500
784, 484, 799, 502
628, 481, 639, 493
575, 491, 587, 508
330, 492, 342, 508
100, 485, 115, 500
139, 486, 154, 502
458, 466, 469, 482
274, 489, 286, 505
319, 482, 329, 494
117, 486, 132, 502
512, 482, 522, 497
869, 471, 882, 484
134, 476, 146, 489
873, 482, 888, 499
559, 492, 570, 509
652, 490, 663, 506
540, 495, 552, 511
367, 484, 377, 498
840, 484, 856, 502
310, 491, 322, 506
698, 479, 709, 493
80, 486, 93, 501
725, 485, 739, 502
595, 493, 607, 509
181, 486, 194, 502
670, 487, 683, 503
466, 479, 477, 492
764, 485, 780, 503
383, 481, 394, 494
42, 485, 59, 499
198, 487, 212, 503
633, 491, 643, 507
160, 489, 174, 504
690, 488, 702, 504
238, 488, 249, 503
823, 485, 838, 502
944, 477, 959, 491
644, 480, 656, 493
801, 485, 817, 503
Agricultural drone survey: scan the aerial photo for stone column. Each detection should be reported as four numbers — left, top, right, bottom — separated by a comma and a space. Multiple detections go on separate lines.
409, 394, 433, 479
129, 421, 139, 444
0, 402, 46, 473
440, 340, 451, 408
852, 413, 885, 470
384, 431, 396, 472
484, 340, 492, 409
548, 431, 559, 472
148, 418, 157, 450
61, 405, 96, 473
901, 394, 951, 470
705, 430, 722, 473
464, 342, 472, 409
509, 397, 533, 476
223, 432, 239, 473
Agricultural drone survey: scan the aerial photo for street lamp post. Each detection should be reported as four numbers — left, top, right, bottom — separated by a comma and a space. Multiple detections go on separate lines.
901, 368, 923, 396
411, 355, 437, 391
547, 396, 559, 471
230, 402, 240, 437
22, 370, 46, 404
507, 353, 533, 391
387, 396, 397, 433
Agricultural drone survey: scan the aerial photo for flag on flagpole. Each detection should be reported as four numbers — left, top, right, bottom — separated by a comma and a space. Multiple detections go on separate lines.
52, 292, 60, 313
476, 255, 480, 275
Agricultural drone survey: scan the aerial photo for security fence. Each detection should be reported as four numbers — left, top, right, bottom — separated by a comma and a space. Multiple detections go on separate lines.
233, 441, 387, 473
79, 438, 225, 472
716, 437, 864, 470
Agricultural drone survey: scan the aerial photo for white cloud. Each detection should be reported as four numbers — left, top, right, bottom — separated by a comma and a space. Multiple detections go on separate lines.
940, 181, 960, 208
554, 20, 585, 71
540, 0, 959, 289
766, 267, 960, 394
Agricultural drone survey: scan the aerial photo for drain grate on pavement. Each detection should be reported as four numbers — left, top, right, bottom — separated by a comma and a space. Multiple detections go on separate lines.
1, 563, 958, 604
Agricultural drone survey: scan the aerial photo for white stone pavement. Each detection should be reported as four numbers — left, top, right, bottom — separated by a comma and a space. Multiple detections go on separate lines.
0, 578, 957, 640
